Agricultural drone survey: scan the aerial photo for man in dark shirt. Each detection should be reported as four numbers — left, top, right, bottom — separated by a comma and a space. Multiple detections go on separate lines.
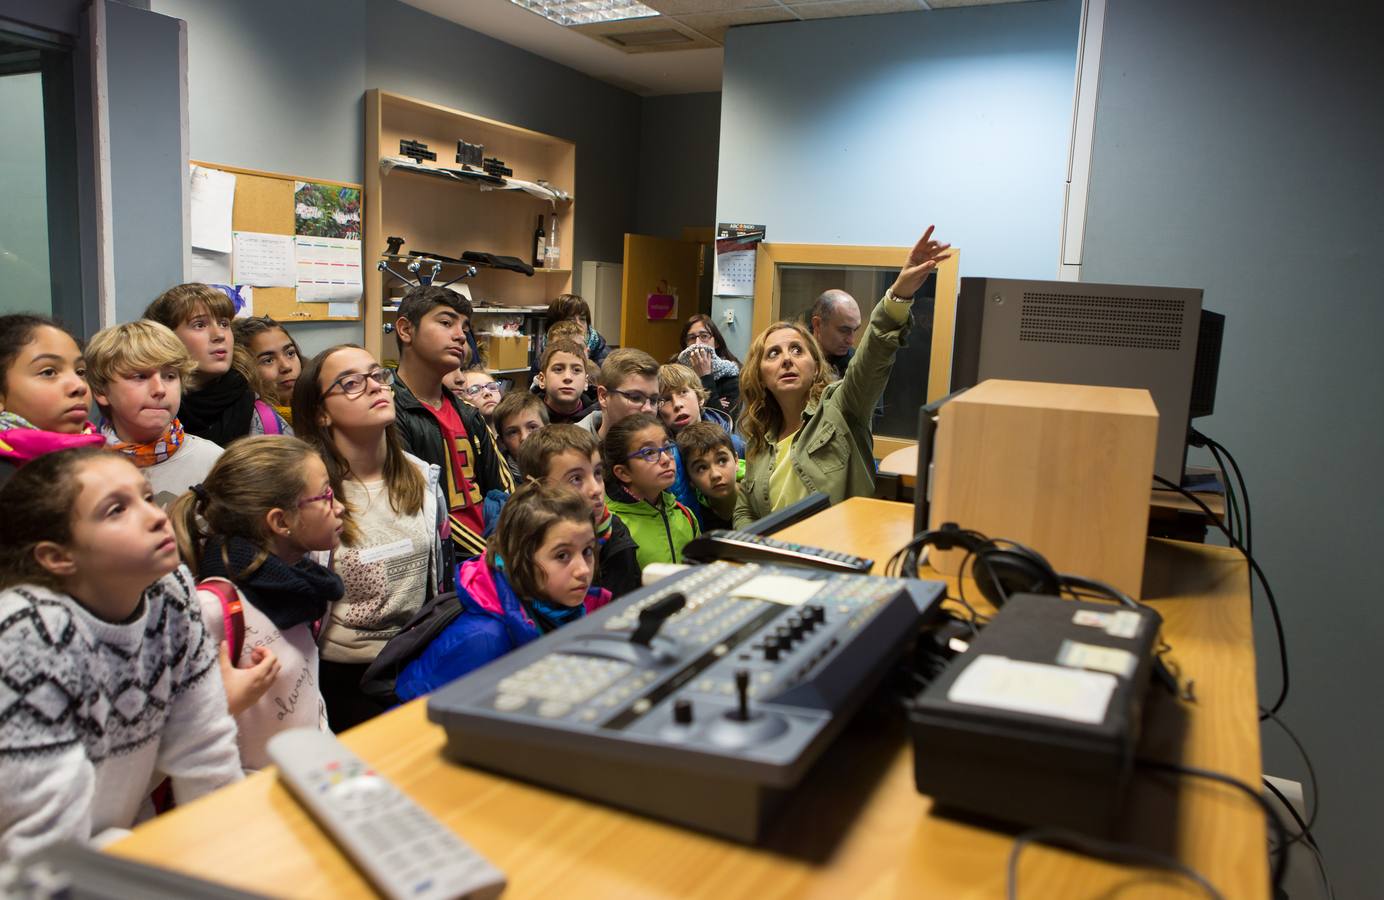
809, 289, 863, 379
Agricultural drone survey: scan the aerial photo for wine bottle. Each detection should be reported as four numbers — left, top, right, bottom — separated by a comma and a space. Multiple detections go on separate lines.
533, 214, 546, 268
546, 214, 560, 268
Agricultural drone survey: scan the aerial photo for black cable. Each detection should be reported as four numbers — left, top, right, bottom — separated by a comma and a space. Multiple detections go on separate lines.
1260, 707, 1319, 839
1005, 826, 1222, 900
1261, 779, 1309, 849
1060, 572, 1141, 611
1136, 758, 1288, 895
1262, 779, 1335, 900
1197, 430, 1253, 557
1204, 441, 1242, 547
1152, 474, 1289, 717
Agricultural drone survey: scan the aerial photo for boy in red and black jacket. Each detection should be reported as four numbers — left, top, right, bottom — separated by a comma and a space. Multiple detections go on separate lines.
391, 286, 514, 569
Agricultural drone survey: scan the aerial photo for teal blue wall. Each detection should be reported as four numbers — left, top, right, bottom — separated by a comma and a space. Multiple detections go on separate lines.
712, 0, 1082, 360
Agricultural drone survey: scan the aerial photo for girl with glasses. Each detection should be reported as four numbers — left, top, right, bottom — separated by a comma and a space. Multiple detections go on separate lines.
169, 436, 346, 769
602, 412, 700, 570
447, 368, 506, 422
291, 346, 450, 730
675, 313, 742, 419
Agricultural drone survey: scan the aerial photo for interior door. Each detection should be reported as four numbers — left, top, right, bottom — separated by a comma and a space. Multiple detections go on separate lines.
620, 234, 702, 363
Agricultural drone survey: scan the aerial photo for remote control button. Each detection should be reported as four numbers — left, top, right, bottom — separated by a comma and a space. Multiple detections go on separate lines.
494, 693, 527, 712
327, 776, 391, 811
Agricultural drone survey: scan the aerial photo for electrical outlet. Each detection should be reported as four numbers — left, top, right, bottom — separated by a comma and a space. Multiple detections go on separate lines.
722, 309, 736, 327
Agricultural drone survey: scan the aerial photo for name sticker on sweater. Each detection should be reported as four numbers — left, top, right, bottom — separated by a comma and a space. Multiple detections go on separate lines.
357, 538, 415, 565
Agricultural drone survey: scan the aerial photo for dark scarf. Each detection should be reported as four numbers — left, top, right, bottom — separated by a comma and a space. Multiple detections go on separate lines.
199, 534, 343, 632
520, 595, 585, 634
180, 370, 258, 446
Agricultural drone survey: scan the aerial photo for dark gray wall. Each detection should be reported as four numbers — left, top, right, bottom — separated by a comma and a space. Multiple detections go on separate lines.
1082, 2, 1384, 895
636, 91, 720, 240
363, 0, 641, 272
152, 0, 366, 352
150, 0, 643, 356
153, 0, 365, 186
105, 1, 185, 323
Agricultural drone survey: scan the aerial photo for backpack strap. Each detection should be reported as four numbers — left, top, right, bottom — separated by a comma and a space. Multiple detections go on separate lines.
199, 578, 245, 663
675, 501, 699, 535
253, 399, 281, 435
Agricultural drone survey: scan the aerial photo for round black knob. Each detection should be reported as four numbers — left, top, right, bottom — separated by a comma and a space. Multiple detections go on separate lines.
673, 698, 694, 725
787, 615, 805, 639
764, 637, 781, 661
775, 625, 793, 646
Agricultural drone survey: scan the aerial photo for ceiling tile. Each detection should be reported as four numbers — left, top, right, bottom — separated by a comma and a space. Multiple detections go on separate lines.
927, 0, 1038, 7
672, 7, 799, 42
787, 0, 922, 19
646, 0, 787, 14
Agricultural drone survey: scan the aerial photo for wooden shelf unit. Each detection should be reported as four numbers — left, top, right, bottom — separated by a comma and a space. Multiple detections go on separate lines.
365, 89, 576, 360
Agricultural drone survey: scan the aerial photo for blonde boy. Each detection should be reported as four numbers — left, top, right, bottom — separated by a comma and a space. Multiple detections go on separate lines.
85, 319, 224, 504
658, 362, 746, 456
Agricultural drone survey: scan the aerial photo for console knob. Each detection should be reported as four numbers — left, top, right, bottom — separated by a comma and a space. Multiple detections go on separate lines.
807, 604, 825, 624
775, 625, 793, 646
763, 637, 781, 661
672, 698, 694, 725
787, 615, 805, 639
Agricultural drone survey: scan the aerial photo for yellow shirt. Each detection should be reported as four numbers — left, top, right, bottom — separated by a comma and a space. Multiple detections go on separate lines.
768, 430, 810, 512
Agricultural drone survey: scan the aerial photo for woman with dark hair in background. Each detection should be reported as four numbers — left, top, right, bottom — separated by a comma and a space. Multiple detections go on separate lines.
675, 313, 741, 418
538, 293, 610, 367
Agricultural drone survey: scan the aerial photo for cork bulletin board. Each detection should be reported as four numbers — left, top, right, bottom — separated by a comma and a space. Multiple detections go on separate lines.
191, 160, 364, 322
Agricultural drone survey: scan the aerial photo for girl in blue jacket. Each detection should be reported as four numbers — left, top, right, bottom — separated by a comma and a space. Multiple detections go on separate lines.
395, 481, 610, 699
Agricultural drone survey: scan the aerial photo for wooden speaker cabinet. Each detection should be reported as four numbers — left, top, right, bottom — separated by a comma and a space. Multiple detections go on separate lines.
929, 379, 1159, 598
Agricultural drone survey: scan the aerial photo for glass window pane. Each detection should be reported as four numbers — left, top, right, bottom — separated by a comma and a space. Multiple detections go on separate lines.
0, 68, 52, 315
777, 263, 937, 440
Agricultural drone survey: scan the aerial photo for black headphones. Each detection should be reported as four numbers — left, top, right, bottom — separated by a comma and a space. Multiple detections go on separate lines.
900, 522, 1137, 611
898, 522, 1181, 697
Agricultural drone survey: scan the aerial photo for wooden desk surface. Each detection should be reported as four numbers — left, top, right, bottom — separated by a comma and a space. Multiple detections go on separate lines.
109, 498, 1263, 898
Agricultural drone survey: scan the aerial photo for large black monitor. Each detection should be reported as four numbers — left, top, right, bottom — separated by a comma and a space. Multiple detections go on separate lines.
949, 277, 1204, 484
912, 388, 970, 537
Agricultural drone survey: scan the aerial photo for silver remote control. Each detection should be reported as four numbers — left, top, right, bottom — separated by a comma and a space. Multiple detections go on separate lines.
266, 728, 506, 900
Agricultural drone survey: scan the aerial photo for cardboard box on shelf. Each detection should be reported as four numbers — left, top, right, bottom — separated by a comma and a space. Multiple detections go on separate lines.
480, 332, 530, 371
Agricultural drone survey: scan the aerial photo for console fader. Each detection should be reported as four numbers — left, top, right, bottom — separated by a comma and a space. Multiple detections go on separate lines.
428, 561, 945, 841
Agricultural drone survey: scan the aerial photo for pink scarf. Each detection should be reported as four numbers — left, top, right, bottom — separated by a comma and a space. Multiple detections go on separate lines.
0, 411, 105, 468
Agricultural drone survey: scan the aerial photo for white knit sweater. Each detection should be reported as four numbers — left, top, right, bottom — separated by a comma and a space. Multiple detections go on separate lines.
0, 567, 243, 861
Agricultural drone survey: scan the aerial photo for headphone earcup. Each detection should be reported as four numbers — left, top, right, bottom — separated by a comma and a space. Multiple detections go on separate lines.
970, 547, 1061, 608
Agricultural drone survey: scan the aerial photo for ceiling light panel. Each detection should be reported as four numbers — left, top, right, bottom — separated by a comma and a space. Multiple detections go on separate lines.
509, 0, 661, 26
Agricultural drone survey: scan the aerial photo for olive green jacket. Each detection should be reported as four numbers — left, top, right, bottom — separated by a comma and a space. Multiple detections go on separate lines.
734, 294, 912, 527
